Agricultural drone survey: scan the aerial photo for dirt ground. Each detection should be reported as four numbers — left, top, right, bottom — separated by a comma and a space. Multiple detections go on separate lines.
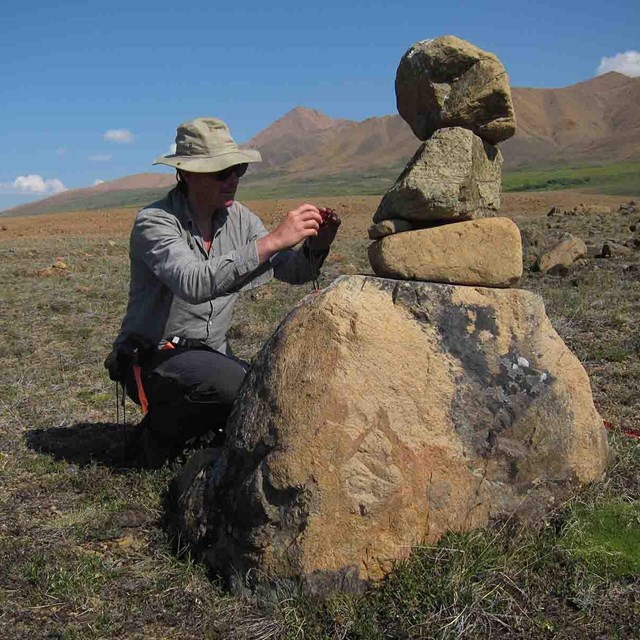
0, 190, 635, 239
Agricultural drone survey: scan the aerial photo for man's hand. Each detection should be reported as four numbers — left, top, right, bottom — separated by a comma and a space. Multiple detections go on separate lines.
306, 207, 341, 252
257, 203, 323, 262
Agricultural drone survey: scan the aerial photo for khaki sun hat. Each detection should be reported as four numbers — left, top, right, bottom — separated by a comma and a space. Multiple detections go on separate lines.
153, 117, 261, 173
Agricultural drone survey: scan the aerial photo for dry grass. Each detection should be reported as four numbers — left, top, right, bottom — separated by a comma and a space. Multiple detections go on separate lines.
1, 197, 639, 638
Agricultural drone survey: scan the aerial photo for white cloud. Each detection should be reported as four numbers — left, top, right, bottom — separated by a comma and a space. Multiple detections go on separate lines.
103, 128, 135, 144
56, 147, 67, 156
88, 154, 112, 162
0, 174, 68, 195
92, 179, 105, 186
169, 143, 177, 154
597, 50, 640, 77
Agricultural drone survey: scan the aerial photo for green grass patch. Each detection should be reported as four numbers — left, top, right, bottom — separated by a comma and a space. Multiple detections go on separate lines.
25, 549, 115, 605
561, 501, 640, 577
4, 161, 639, 219
238, 167, 403, 199
503, 162, 640, 196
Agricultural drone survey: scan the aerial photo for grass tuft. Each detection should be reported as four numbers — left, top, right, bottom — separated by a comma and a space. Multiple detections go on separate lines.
561, 502, 640, 578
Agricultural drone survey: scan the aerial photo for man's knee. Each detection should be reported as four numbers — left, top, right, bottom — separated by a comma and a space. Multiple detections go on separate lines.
189, 359, 247, 405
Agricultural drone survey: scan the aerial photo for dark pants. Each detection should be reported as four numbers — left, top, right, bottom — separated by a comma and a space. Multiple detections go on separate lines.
126, 346, 249, 449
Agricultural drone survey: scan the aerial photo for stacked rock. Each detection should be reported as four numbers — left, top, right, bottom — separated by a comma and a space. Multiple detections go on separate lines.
169, 35, 607, 596
368, 35, 520, 287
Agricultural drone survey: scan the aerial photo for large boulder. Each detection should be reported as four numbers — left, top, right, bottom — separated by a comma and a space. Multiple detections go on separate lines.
368, 217, 523, 286
169, 276, 607, 594
396, 35, 516, 144
373, 128, 502, 224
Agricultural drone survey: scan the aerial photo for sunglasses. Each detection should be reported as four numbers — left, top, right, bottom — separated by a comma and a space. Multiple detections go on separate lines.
214, 163, 249, 181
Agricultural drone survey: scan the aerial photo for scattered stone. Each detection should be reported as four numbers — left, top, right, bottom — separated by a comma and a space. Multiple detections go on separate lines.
169, 276, 607, 593
373, 127, 502, 224
368, 217, 522, 287
619, 201, 638, 216
572, 204, 611, 216
596, 242, 632, 258
534, 235, 588, 272
368, 218, 418, 239
1, 225, 7, 231
37, 261, 69, 277
395, 35, 516, 144
547, 206, 561, 217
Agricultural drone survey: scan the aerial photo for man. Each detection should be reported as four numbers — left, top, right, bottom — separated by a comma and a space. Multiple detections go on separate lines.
106, 117, 340, 466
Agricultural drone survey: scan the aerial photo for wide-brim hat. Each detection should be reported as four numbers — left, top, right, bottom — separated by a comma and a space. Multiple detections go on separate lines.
153, 117, 261, 173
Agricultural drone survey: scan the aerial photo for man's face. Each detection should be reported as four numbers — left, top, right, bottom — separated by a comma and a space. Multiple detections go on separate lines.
183, 165, 246, 209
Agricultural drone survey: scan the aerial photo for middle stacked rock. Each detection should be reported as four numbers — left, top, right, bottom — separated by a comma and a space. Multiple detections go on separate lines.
368, 35, 520, 287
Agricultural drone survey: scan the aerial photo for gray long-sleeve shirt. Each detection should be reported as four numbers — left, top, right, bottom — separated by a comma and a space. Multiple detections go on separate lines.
115, 187, 327, 353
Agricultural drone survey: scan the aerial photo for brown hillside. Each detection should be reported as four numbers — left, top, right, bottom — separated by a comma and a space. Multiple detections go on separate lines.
3, 173, 175, 217
502, 72, 640, 167
246, 107, 353, 169
251, 72, 640, 174
288, 115, 416, 175
89, 173, 175, 192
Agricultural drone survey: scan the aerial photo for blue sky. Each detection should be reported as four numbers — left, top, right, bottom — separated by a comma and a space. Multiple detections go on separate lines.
1, 0, 638, 212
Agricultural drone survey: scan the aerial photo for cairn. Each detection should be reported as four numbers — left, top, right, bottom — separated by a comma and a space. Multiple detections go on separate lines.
170, 36, 608, 595
368, 35, 521, 287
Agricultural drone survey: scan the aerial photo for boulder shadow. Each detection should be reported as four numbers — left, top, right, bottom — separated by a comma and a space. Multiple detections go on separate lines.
26, 422, 141, 469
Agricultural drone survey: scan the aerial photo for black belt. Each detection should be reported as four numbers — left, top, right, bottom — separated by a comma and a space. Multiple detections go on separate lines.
164, 336, 212, 350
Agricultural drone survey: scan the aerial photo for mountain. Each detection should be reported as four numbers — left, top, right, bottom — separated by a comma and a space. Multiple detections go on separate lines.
245, 106, 352, 170
246, 109, 414, 176
247, 73, 640, 177
502, 72, 640, 167
3, 72, 639, 216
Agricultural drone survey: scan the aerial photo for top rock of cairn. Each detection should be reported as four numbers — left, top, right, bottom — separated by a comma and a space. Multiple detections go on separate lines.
396, 35, 516, 145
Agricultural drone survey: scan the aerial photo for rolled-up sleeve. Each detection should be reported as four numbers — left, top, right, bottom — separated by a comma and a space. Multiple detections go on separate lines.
132, 208, 262, 303
243, 207, 329, 285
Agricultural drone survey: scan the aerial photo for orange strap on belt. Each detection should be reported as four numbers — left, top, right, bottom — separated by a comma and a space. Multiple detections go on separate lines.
132, 342, 176, 415
132, 364, 149, 415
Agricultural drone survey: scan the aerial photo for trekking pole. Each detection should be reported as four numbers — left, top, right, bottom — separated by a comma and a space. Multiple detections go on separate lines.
115, 381, 120, 424
310, 250, 320, 291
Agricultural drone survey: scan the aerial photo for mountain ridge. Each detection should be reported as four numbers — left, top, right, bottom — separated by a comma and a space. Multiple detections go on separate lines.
3, 72, 639, 216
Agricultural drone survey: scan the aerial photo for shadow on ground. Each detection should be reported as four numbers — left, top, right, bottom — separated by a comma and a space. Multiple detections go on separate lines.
26, 422, 141, 469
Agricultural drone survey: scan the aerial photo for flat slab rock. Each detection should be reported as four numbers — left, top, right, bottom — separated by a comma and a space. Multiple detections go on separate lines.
396, 35, 516, 144
368, 217, 523, 286
168, 276, 607, 595
368, 218, 418, 239
373, 127, 502, 224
